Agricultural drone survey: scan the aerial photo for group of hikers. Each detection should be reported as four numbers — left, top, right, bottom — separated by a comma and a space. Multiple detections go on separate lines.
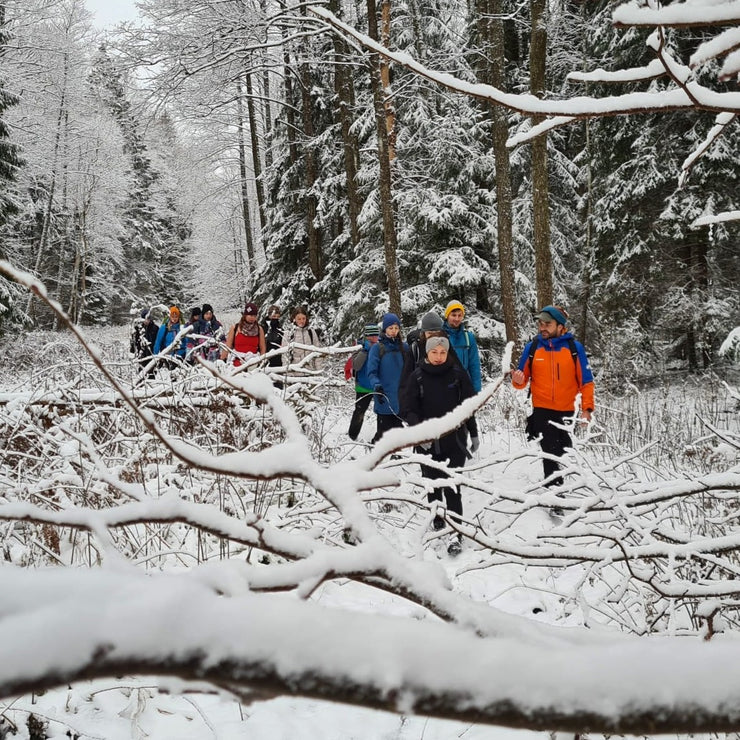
130, 302, 322, 376
131, 298, 594, 556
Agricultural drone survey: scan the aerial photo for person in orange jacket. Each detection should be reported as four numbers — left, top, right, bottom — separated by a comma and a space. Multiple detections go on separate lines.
511, 305, 594, 489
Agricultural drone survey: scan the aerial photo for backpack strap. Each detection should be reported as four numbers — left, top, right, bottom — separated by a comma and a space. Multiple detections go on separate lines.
414, 365, 424, 400
526, 335, 539, 377
567, 337, 579, 383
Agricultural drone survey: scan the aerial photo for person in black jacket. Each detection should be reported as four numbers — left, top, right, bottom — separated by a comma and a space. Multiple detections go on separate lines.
400, 333, 477, 555
400, 311, 447, 387
262, 305, 284, 387
131, 309, 159, 379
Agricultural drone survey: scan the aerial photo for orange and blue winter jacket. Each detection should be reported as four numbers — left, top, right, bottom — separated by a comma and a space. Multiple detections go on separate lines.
512, 332, 594, 413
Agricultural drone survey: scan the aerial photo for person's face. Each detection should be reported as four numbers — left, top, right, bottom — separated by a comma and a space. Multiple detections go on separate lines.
367, 335, 379, 344
204, 310, 213, 321
385, 324, 400, 338
447, 309, 464, 328
269, 311, 280, 321
294, 313, 307, 327
538, 318, 561, 339
427, 345, 448, 365
245, 313, 257, 323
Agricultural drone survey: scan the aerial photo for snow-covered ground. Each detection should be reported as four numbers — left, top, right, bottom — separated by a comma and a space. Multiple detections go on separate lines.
1, 323, 739, 739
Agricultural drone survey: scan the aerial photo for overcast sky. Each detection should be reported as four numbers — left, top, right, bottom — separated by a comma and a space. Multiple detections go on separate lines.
86, 0, 139, 28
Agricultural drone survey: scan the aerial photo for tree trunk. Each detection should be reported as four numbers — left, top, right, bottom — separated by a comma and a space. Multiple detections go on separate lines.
236, 80, 255, 280
298, 45, 322, 281
329, 0, 361, 248
244, 63, 266, 239
530, 0, 553, 308
380, 0, 396, 161
259, 0, 274, 170
367, 0, 402, 316
476, 0, 518, 345
26, 53, 68, 320
576, 117, 593, 346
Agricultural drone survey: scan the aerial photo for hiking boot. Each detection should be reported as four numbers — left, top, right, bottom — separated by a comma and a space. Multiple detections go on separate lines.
432, 515, 446, 531
446, 535, 462, 557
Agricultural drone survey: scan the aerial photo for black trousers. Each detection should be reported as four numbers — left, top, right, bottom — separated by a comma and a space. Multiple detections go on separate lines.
526, 407, 572, 487
373, 413, 404, 442
419, 435, 467, 521
348, 391, 374, 440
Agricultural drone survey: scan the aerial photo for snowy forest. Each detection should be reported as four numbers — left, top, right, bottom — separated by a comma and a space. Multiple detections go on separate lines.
0, 0, 740, 737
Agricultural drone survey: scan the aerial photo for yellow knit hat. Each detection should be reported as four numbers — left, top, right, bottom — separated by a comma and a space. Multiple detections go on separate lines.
444, 300, 465, 319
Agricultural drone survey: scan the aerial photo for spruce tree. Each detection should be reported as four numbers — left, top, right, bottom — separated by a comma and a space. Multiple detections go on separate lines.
0, 2, 25, 333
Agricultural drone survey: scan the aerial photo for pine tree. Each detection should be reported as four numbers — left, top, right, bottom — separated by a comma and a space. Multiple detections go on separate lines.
0, 2, 26, 333
88, 44, 191, 320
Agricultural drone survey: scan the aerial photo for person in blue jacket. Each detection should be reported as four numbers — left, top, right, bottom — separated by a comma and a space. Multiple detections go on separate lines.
345, 322, 380, 440
366, 313, 408, 442
153, 305, 187, 369
443, 299, 482, 393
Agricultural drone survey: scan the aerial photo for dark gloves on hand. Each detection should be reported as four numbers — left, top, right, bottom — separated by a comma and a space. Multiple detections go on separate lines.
469, 436, 480, 453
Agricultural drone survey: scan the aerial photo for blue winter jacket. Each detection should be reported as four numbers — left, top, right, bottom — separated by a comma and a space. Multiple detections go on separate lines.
366, 334, 408, 415
153, 322, 186, 358
443, 321, 482, 392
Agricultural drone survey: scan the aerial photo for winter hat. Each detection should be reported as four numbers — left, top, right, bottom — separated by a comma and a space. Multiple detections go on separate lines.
426, 335, 450, 353
140, 308, 149, 320
420, 311, 443, 332
201, 303, 214, 316
189, 306, 201, 320
381, 313, 401, 331
444, 300, 465, 319
363, 323, 380, 337
537, 305, 568, 326
169, 306, 181, 321
244, 302, 259, 316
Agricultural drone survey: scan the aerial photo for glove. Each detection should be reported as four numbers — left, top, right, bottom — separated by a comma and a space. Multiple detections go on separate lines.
374, 385, 384, 394
469, 436, 480, 453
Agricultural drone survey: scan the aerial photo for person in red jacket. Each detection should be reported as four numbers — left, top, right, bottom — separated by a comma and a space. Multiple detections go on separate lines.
511, 305, 594, 490
221, 302, 266, 366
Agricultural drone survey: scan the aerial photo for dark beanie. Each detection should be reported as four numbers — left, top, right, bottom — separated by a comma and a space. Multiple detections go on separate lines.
202, 303, 213, 315
382, 313, 401, 331
420, 311, 443, 332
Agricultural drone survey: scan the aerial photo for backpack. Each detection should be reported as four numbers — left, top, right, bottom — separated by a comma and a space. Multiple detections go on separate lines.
350, 342, 386, 378
351, 348, 369, 376
527, 335, 579, 382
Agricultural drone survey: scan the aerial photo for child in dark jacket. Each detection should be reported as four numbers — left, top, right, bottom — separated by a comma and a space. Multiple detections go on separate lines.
400, 333, 477, 555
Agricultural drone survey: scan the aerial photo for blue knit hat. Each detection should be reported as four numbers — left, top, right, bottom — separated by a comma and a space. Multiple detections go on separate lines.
381, 313, 401, 331
537, 305, 568, 326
